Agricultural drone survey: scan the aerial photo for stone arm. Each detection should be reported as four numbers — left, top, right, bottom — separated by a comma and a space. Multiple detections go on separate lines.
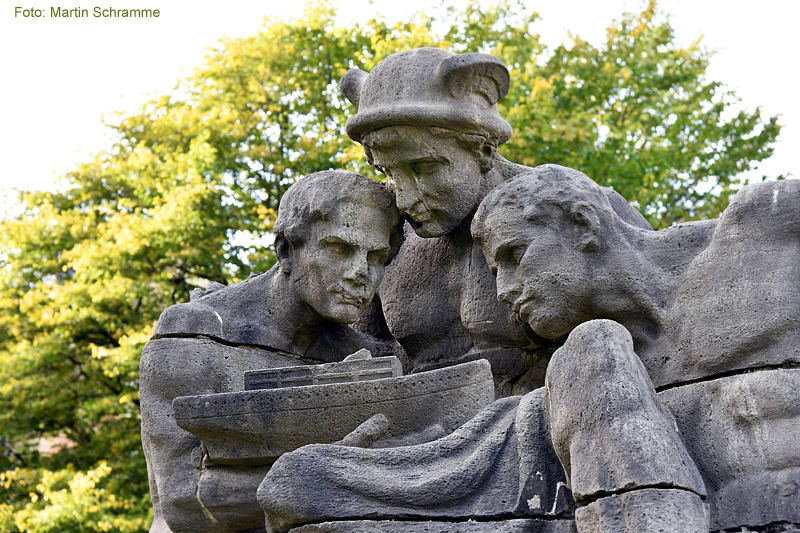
140, 336, 302, 533
545, 320, 708, 532
140, 337, 226, 533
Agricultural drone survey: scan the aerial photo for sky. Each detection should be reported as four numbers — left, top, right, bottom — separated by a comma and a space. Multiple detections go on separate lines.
1, 0, 797, 200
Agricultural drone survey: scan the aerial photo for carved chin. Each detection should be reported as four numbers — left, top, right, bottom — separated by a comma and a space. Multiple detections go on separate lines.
527, 311, 578, 340
410, 217, 453, 238
324, 302, 364, 324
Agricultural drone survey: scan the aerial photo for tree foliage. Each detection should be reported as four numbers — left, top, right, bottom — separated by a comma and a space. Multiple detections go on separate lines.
497, 2, 782, 226
0, 1, 781, 529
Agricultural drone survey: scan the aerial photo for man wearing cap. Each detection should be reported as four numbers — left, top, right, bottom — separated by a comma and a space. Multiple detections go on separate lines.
339, 47, 652, 396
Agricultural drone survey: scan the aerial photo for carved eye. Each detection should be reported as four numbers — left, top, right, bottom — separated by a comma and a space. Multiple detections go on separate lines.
324, 242, 351, 256
496, 245, 526, 269
367, 249, 389, 266
511, 246, 526, 264
410, 161, 441, 176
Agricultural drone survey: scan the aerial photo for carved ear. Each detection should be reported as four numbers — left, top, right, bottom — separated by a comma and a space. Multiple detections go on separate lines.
275, 235, 293, 274
439, 53, 510, 108
340, 68, 368, 108
568, 202, 601, 252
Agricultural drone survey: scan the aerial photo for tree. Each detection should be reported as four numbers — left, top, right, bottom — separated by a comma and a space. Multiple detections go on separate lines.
496, 2, 782, 227
0, 1, 781, 530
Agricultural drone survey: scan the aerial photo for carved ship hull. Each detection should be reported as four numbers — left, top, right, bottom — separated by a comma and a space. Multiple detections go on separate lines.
173, 358, 494, 465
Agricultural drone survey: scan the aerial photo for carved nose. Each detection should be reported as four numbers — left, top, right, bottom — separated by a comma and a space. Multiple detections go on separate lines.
497, 286, 520, 306
392, 178, 421, 213
496, 270, 521, 306
343, 254, 369, 282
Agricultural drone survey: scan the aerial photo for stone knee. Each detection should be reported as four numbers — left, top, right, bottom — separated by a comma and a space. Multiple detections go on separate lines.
545, 320, 707, 530
259, 446, 326, 533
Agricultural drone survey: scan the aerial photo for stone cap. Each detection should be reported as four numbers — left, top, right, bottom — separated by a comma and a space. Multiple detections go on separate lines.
341, 48, 513, 145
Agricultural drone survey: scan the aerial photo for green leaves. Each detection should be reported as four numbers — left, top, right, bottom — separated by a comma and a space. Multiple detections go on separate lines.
0, 463, 150, 533
497, 2, 781, 227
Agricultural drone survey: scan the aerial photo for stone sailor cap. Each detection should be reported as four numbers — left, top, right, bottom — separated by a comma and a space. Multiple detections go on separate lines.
340, 48, 513, 145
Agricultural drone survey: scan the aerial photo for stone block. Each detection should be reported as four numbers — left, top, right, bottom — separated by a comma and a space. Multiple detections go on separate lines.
289, 519, 578, 533
575, 488, 709, 533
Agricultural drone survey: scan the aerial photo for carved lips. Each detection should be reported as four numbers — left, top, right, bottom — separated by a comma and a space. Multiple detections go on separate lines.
332, 287, 369, 310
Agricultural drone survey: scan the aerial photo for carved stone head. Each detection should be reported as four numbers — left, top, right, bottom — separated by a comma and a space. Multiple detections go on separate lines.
472, 164, 617, 338
340, 49, 513, 237
273, 170, 403, 323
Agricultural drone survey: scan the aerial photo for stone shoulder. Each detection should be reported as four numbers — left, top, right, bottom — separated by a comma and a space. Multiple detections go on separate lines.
716, 179, 800, 238
152, 271, 275, 346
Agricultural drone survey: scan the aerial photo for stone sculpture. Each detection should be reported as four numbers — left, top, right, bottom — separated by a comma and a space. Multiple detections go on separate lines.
139, 170, 403, 533
260, 165, 799, 532
472, 166, 800, 531
171, 354, 494, 464
141, 46, 799, 533
255, 48, 622, 532
259, 383, 579, 532
340, 47, 653, 397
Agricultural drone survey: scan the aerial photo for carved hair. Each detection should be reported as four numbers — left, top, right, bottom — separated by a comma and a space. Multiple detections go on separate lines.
273, 170, 403, 266
473, 164, 618, 253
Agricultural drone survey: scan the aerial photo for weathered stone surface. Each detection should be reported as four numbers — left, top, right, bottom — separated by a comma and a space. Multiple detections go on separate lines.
259, 388, 573, 533
472, 166, 800, 530
258, 51, 799, 533
341, 48, 512, 145
173, 358, 494, 465
194, 465, 271, 530
575, 488, 709, 533
289, 519, 578, 532
141, 46, 800, 533
345, 49, 652, 397
654, 178, 800, 387
546, 320, 705, 504
140, 171, 403, 533
659, 369, 800, 530
244, 350, 401, 390
153, 277, 399, 363
140, 337, 303, 533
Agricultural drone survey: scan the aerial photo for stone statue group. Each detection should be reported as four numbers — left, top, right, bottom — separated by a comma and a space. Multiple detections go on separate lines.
139, 48, 800, 533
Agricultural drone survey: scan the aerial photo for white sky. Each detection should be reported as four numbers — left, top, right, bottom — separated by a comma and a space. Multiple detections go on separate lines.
1, 0, 797, 199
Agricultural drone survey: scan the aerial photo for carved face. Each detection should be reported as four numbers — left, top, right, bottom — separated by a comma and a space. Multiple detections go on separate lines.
481, 207, 593, 339
365, 126, 485, 238
291, 202, 394, 323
